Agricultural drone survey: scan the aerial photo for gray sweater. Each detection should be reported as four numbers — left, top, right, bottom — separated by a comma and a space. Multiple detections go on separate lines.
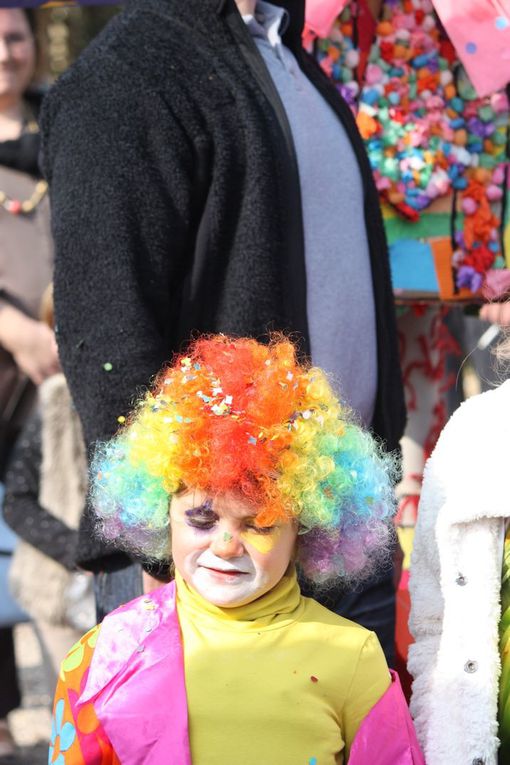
244, 1, 377, 425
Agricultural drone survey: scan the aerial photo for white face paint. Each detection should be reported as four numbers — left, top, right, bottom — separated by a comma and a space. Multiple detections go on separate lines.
170, 490, 297, 608
186, 548, 265, 607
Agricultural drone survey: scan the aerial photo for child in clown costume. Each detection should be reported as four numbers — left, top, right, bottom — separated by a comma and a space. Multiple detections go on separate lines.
49, 335, 422, 765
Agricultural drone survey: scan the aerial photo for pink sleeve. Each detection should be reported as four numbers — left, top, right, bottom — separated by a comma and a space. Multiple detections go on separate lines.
305, 0, 349, 37
433, 0, 510, 97
348, 671, 425, 765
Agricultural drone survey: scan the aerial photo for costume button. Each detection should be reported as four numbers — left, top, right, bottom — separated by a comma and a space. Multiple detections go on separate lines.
472, 759, 484, 764
456, 574, 467, 586
464, 660, 478, 673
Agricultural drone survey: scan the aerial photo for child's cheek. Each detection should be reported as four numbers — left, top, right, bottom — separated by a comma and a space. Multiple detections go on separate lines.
240, 528, 280, 554
187, 526, 214, 547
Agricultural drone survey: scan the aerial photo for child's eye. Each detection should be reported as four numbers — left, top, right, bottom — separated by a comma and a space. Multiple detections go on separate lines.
185, 503, 217, 531
245, 524, 276, 535
187, 518, 216, 531
5, 33, 28, 45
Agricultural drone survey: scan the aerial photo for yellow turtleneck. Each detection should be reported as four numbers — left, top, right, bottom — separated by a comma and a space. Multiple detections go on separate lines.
176, 568, 390, 765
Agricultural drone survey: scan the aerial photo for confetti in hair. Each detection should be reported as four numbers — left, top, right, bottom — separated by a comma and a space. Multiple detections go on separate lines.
92, 335, 397, 585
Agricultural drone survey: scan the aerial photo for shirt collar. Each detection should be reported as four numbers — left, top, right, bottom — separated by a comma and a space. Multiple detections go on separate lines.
175, 567, 302, 630
242, 0, 290, 46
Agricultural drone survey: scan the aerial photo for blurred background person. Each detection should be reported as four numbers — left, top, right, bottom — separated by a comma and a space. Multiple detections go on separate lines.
0, 8, 57, 757
3, 286, 93, 703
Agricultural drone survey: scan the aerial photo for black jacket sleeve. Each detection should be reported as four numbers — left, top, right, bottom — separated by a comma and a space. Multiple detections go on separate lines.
2, 413, 78, 571
39, 59, 199, 569
40, 61, 196, 449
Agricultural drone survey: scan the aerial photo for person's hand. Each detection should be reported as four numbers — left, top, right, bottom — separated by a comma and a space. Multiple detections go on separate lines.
479, 301, 510, 327
12, 321, 60, 384
0, 305, 60, 384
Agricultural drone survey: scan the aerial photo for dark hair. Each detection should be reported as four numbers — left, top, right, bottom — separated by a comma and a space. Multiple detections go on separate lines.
23, 9, 37, 36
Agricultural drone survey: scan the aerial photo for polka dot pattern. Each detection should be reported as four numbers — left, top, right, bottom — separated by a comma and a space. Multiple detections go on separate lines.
50, 624, 121, 764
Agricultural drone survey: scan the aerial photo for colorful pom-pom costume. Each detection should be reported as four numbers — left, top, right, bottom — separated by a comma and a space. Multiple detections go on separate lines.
50, 336, 423, 765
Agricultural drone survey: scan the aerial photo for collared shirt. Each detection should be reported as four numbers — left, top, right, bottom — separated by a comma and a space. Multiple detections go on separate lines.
243, 1, 377, 425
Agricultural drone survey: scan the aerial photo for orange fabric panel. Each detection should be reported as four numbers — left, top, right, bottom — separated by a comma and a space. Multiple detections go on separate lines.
49, 625, 120, 765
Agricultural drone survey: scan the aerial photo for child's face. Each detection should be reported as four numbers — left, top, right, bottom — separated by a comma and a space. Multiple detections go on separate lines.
170, 489, 298, 608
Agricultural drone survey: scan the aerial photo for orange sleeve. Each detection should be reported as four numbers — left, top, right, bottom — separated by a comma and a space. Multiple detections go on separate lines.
49, 625, 120, 765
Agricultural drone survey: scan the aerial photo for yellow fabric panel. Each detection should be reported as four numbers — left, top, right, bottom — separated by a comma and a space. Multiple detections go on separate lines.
504, 220, 510, 268
397, 526, 416, 571
177, 569, 390, 765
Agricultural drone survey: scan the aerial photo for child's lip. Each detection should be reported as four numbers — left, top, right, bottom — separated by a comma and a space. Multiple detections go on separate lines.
201, 565, 248, 576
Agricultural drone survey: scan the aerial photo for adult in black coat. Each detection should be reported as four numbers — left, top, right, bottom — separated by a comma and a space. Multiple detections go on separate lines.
40, 0, 406, 658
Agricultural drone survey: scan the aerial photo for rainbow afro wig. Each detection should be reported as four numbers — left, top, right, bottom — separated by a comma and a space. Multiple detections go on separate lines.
92, 335, 396, 585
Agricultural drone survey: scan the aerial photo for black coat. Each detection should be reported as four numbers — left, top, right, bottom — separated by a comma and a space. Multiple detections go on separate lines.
40, 0, 406, 570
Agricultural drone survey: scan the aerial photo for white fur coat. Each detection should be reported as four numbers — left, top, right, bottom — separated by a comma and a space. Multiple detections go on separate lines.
408, 380, 510, 765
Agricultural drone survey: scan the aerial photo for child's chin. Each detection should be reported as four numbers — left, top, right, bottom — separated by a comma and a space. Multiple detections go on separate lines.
212, 592, 256, 607
193, 577, 263, 608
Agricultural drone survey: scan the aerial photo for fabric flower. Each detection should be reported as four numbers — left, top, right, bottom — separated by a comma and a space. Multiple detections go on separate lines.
49, 699, 76, 765
456, 265, 483, 292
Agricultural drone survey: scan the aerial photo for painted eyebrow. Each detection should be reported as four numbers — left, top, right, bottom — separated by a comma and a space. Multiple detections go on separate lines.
184, 500, 216, 518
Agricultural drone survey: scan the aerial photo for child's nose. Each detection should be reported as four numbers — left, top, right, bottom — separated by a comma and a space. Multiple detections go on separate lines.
210, 528, 244, 559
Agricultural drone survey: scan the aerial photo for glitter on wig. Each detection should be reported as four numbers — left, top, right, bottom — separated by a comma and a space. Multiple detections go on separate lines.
92, 335, 396, 585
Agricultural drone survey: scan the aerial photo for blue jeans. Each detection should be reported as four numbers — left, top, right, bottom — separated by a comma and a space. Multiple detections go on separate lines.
94, 563, 143, 622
